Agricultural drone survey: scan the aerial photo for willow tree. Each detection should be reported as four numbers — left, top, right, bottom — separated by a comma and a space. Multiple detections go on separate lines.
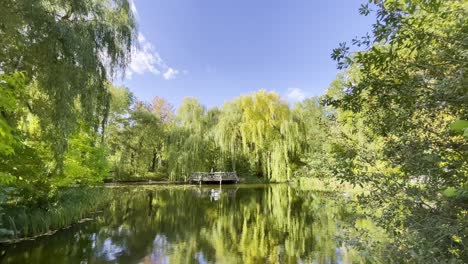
216, 90, 301, 181
0, 0, 137, 171
215, 100, 244, 172
166, 98, 213, 180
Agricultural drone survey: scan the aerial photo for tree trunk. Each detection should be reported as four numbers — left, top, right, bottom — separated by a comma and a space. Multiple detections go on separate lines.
151, 149, 157, 172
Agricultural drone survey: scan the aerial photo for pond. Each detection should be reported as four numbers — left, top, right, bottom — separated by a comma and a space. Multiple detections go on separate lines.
1, 184, 385, 263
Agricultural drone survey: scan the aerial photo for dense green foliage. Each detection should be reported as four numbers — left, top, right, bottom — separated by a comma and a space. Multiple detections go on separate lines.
1, 0, 466, 262
328, 0, 468, 261
0, 0, 136, 240
105, 89, 327, 183
0, 0, 136, 200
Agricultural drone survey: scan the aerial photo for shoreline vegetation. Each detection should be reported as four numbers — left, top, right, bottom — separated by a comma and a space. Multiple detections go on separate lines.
0, 0, 466, 262
0, 187, 113, 244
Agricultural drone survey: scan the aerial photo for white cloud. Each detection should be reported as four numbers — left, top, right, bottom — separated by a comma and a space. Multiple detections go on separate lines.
286, 88, 306, 102
129, 33, 160, 75
125, 2, 180, 80
163, 68, 179, 80
126, 33, 180, 80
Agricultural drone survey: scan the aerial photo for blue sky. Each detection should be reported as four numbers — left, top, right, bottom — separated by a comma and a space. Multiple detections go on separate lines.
120, 0, 373, 108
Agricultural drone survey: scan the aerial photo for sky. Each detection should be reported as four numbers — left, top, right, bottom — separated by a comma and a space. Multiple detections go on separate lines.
119, 0, 374, 108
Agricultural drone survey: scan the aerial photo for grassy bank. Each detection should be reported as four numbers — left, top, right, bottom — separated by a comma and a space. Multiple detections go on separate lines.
294, 177, 367, 193
0, 187, 114, 243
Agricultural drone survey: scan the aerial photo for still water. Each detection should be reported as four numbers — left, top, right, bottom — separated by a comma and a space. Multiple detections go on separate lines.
2, 184, 382, 263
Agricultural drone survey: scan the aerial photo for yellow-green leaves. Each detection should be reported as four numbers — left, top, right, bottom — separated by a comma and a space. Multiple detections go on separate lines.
216, 90, 299, 181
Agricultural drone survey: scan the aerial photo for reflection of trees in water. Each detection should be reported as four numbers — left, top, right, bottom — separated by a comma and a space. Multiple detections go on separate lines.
99, 186, 376, 263
3, 186, 383, 263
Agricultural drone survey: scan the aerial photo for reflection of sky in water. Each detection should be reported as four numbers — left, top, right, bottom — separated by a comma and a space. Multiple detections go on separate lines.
195, 252, 208, 264
336, 247, 344, 264
100, 238, 124, 261
90, 233, 97, 249
145, 234, 170, 264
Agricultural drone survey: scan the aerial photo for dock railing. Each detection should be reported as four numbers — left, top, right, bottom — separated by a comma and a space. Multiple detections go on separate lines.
189, 172, 238, 184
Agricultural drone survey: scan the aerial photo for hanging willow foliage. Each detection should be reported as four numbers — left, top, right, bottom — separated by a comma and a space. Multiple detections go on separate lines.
215, 90, 303, 181
109, 91, 325, 182
0, 0, 137, 171
166, 98, 213, 180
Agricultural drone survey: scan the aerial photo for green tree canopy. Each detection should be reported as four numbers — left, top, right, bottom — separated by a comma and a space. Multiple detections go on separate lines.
0, 0, 137, 170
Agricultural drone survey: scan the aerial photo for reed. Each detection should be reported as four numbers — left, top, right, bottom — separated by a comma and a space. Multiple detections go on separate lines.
0, 187, 114, 242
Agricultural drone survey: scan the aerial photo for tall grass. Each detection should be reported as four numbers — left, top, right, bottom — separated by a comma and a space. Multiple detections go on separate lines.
0, 187, 114, 242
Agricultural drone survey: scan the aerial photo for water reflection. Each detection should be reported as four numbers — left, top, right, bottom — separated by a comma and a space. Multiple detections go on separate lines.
2, 185, 379, 263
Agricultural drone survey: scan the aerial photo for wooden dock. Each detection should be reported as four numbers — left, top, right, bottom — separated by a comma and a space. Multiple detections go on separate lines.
189, 172, 239, 184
